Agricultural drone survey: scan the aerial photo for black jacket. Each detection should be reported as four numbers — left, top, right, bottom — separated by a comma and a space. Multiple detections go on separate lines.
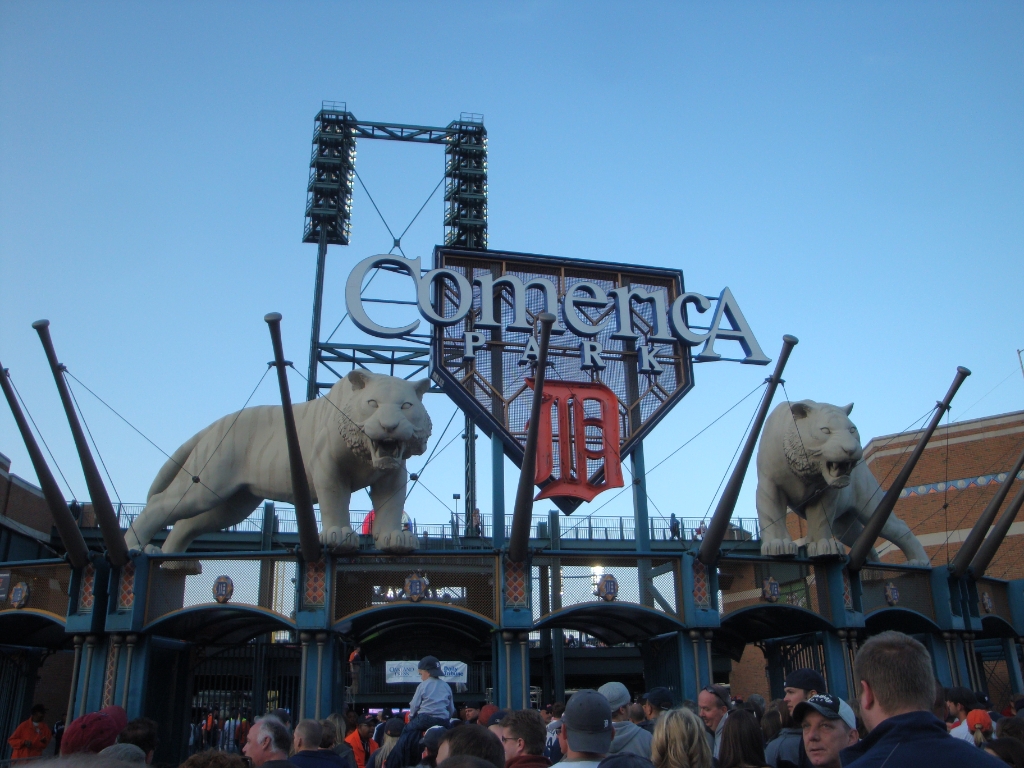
840, 711, 1003, 768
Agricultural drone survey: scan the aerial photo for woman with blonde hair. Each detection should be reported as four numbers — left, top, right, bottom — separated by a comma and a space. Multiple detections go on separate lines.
651, 708, 712, 768
370, 719, 404, 768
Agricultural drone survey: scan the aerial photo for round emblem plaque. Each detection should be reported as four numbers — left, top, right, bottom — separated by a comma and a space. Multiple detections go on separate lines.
9, 581, 30, 609
762, 576, 780, 603
596, 574, 618, 602
405, 572, 429, 603
981, 592, 994, 614
213, 576, 234, 604
884, 582, 899, 606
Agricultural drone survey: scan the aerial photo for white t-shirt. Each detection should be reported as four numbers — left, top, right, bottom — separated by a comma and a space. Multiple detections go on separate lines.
949, 720, 974, 742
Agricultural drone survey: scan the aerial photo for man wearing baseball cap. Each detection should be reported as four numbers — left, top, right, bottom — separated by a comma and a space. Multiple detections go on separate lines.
767, 669, 825, 768
792, 695, 858, 768
638, 687, 673, 734
556, 690, 614, 768
783, 669, 826, 717
598, 683, 652, 757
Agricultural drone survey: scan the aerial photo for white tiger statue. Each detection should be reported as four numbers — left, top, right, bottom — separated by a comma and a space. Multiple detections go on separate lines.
755, 399, 929, 565
125, 370, 431, 556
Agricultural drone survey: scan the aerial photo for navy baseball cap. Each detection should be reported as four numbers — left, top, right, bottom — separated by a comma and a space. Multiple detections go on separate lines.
563, 690, 613, 754
783, 669, 826, 693
641, 687, 673, 710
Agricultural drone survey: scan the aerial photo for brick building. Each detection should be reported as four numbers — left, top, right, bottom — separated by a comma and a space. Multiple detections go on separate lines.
865, 409, 1024, 577
0, 450, 53, 561
725, 409, 1024, 701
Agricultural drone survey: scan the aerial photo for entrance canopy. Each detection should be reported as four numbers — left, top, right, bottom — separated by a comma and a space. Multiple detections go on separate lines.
718, 604, 836, 660
0, 609, 69, 649
863, 608, 940, 637
533, 603, 686, 646
145, 604, 295, 645
334, 604, 498, 657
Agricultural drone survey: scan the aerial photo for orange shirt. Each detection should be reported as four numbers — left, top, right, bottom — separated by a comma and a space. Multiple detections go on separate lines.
8, 718, 52, 759
344, 730, 377, 768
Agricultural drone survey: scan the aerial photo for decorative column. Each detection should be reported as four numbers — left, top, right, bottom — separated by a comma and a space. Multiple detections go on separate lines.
66, 635, 84, 723
299, 633, 311, 719
315, 632, 328, 719
79, 635, 98, 718
121, 635, 138, 710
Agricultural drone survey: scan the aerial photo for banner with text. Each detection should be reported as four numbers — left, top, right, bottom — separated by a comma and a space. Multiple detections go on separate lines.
385, 661, 467, 684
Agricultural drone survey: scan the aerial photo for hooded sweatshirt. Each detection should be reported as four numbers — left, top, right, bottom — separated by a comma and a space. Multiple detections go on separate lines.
608, 721, 653, 757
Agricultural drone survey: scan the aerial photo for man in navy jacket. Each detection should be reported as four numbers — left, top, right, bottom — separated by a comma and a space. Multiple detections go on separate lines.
840, 631, 1001, 768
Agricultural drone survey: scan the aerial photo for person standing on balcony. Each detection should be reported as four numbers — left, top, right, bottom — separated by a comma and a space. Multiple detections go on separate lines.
669, 514, 680, 540
349, 646, 363, 696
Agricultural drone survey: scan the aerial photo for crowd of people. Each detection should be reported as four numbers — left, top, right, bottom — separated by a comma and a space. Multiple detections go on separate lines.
9, 631, 1024, 768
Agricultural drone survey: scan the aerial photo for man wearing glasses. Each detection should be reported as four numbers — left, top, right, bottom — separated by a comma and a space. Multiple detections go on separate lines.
498, 711, 550, 768
697, 685, 731, 759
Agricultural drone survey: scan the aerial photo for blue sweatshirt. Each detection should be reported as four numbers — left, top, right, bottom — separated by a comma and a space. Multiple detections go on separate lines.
409, 676, 454, 720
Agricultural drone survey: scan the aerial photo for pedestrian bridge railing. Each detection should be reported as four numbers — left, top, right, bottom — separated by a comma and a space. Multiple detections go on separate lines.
102, 503, 760, 545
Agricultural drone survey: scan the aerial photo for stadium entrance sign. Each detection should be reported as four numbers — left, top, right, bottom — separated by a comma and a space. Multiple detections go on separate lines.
344, 247, 767, 501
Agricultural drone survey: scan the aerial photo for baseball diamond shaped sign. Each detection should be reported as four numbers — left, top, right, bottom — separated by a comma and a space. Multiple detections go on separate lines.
343, 246, 768, 508
429, 248, 694, 470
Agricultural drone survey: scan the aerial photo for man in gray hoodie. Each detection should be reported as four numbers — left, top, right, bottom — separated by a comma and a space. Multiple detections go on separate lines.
598, 683, 653, 758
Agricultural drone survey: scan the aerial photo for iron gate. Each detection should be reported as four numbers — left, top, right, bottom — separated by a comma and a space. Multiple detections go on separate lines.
762, 633, 827, 700
0, 649, 31, 761
186, 641, 302, 755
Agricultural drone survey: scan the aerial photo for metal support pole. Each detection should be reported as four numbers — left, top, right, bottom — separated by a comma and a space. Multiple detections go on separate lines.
299, 632, 310, 720
79, 635, 97, 717
689, 630, 703, 688
698, 335, 799, 565
943, 633, 960, 686
503, 632, 513, 709
951, 443, 1024, 578
520, 632, 529, 708
849, 366, 971, 572
315, 632, 327, 719
969, 478, 1024, 578
509, 313, 556, 562
67, 635, 83, 722
306, 230, 328, 401
704, 632, 714, 685
1, 361, 90, 568
265, 313, 322, 560
121, 635, 136, 710
108, 635, 123, 707
492, 436, 505, 549
632, 445, 651, 553
33, 320, 129, 567
465, 416, 477, 536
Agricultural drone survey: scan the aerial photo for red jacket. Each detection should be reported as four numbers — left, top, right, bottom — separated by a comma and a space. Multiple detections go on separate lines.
344, 730, 377, 768
506, 754, 551, 768
8, 719, 52, 759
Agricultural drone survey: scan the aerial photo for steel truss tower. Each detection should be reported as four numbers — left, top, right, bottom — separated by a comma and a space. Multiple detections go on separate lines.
302, 102, 487, 524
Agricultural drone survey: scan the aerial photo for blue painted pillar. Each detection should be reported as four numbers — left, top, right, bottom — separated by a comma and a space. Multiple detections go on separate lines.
492, 631, 530, 709
499, 555, 532, 709
924, 634, 954, 688
819, 632, 850, 700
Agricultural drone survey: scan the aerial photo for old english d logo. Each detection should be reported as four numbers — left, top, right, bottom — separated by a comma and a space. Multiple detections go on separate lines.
529, 379, 624, 502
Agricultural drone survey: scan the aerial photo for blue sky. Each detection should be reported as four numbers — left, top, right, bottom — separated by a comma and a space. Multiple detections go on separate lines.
1, 2, 1022, 533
